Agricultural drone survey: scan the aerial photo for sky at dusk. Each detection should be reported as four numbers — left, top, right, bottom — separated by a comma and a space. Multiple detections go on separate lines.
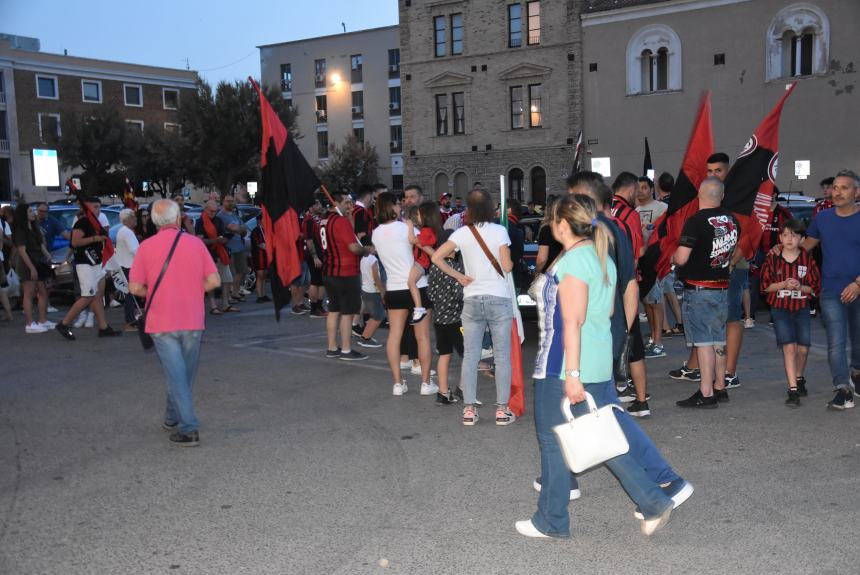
2, 0, 399, 84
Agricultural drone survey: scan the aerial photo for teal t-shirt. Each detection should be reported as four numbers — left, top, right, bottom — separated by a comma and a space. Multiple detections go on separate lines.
553, 244, 616, 384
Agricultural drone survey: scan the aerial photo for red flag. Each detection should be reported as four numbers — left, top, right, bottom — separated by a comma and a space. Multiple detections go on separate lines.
639, 93, 713, 293
250, 77, 320, 320
509, 320, 525, 417
723, 84, 796, 259
122, 176, 138, 210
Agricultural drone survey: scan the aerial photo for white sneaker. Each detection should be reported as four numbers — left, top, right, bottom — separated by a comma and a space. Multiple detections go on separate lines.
47, 306, 58, 313
73, 313, 87, 328
393, 381, 408, 396
39, 321, 56, 329
109, 299, 122, 308
84, 311, 95, 328
480, 347, 494, 360
515, 520, 551, 539
239, 287, 252, 296
743, 318, 755, 329
420, 382, 439, 396
25, 322, 48, 334
410, 364, 437, 376
640, 507, 672, 536
399, 362, 412, 370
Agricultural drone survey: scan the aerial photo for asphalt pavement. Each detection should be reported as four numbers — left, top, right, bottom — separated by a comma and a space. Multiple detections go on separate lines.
1, 303, 858, 575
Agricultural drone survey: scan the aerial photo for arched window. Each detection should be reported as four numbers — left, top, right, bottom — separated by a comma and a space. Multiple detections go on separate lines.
626, 24, 682, 95
530, 166, 546, 205
508, 168, 524, 201
453, 171, 469, 197
766, 3, 829, 81
434, 172, 449, 199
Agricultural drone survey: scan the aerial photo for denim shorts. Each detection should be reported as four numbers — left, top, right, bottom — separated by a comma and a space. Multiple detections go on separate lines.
727, 267, 748, 322
771, 307, 811, 347
361, 291, 386, 321
291, 260, 310, 287
643, 279, 663, 305
682, 287, 729, 347
660, 272, 677, 298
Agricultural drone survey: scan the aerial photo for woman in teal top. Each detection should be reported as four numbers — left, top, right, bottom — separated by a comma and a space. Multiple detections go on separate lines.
516, 194, 674, 539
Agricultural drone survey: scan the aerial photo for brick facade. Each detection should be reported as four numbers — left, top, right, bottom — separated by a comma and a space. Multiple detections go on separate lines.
400, 0, 585, 204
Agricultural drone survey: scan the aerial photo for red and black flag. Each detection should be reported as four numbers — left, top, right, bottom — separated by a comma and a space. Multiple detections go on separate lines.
81, 200, 115, 267
722, 84, 796, 259
639, 92, 713, 293
250, 77, 320, 320
122, 176, 138, 210
643, 137, 653, 178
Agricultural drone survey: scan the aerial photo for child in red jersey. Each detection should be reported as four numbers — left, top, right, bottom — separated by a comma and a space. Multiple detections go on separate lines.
761, 219, 821, 406
406, 202, 443, 324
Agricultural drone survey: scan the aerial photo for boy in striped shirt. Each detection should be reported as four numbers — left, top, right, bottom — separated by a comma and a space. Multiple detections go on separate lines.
761, 219, 821, 406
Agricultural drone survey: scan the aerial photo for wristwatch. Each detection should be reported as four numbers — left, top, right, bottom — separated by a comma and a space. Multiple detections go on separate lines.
565, 369, 581, 378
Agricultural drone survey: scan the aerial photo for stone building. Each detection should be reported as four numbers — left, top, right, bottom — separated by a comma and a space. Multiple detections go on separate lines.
0, 35, 197, 202
580, 0, 860, 192
259, 27, 404, 191
399, 0, 585, 204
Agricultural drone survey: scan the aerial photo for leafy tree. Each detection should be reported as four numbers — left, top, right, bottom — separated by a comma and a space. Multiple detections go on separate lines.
179, 78, 299, 197
124, 126, 186, 198
317, 135, 380, 195
56, 108, 129, 194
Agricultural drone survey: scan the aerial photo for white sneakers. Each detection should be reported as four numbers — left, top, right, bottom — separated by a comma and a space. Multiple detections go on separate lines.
73, 311, 95, 328
25, 322, 48, 334
84, 311, 95, 328
39, 320, 56, 329
420, 382, 439, 396
515, 520, 551, 539
410, 364, 436, 376
744, 318, 755, 329
392, 381, 408, 396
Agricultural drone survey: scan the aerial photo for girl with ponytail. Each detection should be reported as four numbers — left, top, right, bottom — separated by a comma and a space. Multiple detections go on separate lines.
517, 192, 676, 539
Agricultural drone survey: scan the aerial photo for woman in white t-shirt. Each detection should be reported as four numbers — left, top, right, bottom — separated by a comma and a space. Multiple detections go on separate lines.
372, 192, 437, 397
432, 189, 515, 426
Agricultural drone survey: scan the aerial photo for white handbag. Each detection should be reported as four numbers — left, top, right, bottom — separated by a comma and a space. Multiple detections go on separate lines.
553, 393, 630, 473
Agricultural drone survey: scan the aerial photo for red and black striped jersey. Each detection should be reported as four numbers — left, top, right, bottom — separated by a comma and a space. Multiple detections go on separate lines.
353, 203, 374, 238
323, 212, 360, 277
761, 250, 820, 311
611, 196, 644, 261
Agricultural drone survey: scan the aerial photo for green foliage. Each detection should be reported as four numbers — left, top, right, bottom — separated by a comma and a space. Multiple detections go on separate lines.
317, 135, 380, 195
55, 108, 129, 194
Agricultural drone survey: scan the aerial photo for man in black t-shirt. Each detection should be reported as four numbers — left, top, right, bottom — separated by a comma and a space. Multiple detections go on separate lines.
673, 177, 739, 409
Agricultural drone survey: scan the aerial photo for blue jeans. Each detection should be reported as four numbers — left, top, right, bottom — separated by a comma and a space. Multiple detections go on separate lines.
820, 294, 860, 390
532, 379, 673, 537
460, 295, 512, 406
153, 330, 203, 433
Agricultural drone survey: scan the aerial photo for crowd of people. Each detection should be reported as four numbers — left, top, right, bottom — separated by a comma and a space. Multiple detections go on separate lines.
2, 159, 858, 537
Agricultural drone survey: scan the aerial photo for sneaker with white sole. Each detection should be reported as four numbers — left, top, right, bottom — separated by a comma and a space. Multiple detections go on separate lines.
339, 349, 368, 361
392, 381, 408, 396
744, 318, 755, 329
399, 361, 412, 370
496, 406, 516, 426
357, 336, 382, 348
84, 312, 95, 328
532, 477, 582, 501
39, 320, 57, 329
640, 506, 672, 536
420, 382, 439, 395
410, 307, 427, 324
644, 344, 666, 359
73, 313, 87, 328
410, 364, 436, 377
25, 322, 48, 334
47, 305, 58, 313
515, 519, 552, 539
634, 479, 694, 519
463, 406, 478, 426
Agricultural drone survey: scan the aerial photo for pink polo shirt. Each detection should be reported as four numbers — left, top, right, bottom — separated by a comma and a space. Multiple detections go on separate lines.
129, 225, 217, 333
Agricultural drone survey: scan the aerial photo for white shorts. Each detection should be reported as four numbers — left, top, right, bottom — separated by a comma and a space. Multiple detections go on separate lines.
76, 264, 106, 297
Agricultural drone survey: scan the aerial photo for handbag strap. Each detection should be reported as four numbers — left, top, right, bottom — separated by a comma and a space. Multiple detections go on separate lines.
467, 224, 504, 278
144, 230, 183, 313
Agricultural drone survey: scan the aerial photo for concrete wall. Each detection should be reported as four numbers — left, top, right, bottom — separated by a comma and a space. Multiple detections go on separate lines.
400, 0, 585, 203
581, 0, 860, 194
259, 27, 402, 189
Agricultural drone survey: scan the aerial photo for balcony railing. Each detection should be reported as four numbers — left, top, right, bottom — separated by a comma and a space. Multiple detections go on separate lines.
315, 110, 327, 124
0, 92, 6, 104
388, 64, 400, 79
0, 140, 10, 153
314, 74, 326, 88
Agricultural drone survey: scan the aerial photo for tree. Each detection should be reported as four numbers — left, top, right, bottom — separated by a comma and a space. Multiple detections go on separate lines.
317, 135, 380, 195
179, 78, 299, 197
124, 126, 186, 198
56, 108, 129, 195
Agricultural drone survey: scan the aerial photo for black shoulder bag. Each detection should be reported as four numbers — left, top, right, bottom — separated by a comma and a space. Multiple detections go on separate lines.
138, 231, 183, 351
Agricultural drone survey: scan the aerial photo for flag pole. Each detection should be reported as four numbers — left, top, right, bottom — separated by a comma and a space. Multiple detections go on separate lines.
320, 183, 364, 245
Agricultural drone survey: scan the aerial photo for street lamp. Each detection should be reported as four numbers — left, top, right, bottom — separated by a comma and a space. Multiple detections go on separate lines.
330, 72, 342, 85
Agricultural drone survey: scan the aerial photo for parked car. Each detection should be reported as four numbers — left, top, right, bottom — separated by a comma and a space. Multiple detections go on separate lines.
46, 205, 122, 294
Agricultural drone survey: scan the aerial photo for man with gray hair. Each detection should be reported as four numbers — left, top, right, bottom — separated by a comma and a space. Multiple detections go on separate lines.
673, 177, 740, 409
129, 199, 221, 446
115, 208, 140, 330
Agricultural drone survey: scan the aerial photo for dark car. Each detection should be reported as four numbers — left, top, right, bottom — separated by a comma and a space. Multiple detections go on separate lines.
47, 205, 123, 294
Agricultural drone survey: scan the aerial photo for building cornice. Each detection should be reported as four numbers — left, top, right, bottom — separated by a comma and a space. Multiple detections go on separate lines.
0, 57, 198, 89
581, 0, 752, 26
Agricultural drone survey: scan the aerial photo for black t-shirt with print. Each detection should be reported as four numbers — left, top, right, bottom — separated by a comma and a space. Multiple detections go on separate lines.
72, 217, 103, 266
677, 207, 739, 284
537, 225, 563, 273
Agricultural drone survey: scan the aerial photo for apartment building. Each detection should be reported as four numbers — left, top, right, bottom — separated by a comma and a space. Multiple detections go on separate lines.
259, 26, 404, 191
581, 0, 860, 190
399, 0, 584, 204
0, 35, 198, 201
